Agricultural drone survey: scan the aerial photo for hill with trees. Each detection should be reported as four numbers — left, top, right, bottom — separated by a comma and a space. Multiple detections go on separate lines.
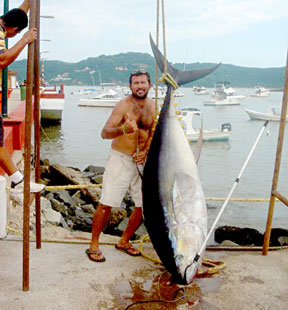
10, 52, 285, 88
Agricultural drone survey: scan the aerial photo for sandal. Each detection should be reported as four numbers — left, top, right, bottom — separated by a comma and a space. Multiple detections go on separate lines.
115, 244, 141, 257
86, 248, 106, 262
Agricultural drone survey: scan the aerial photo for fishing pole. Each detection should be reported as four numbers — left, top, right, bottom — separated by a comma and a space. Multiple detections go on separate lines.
191, 120, 270, 268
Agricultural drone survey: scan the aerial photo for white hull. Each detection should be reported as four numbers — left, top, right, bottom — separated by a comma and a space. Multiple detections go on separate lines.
78, 98, 119, 107
186, 130, 230, 142
204, 99, 240, 106
251, 93, 270, 98
245, 108, 288, 122
180, 109, 231, 142
40, 98, 64, 121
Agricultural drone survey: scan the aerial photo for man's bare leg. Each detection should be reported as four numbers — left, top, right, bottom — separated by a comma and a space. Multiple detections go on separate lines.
88, 203, 112, 261
116, 207, 143, 255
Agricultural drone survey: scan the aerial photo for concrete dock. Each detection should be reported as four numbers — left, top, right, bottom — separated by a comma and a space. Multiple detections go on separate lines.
1, 232, 288, 310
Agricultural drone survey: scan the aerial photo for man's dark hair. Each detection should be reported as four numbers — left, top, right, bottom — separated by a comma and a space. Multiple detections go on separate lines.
129, 69, 151, 85
1, 9, 28, 32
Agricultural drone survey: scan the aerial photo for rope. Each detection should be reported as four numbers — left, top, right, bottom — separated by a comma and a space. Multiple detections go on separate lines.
154, 0, 160, 113
159, 72, 179, 89
138, 234, 226, 276
45, 184, 101, 190
7, 181, 278, 202
161, 0, 167, 74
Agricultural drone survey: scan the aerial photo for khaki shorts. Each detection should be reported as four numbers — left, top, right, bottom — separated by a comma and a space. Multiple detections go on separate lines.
100, 149, 143, 208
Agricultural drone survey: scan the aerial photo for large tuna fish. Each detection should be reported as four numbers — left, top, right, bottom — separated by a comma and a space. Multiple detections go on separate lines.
142, 35, 220, 284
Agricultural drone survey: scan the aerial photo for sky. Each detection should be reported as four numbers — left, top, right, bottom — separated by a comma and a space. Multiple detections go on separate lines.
2, 0, 288, 68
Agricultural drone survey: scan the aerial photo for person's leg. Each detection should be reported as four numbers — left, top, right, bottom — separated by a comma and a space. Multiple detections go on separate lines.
0, 146, 18, 176
87, 203, 112, 261
115, 161, 143, 255
118, 206, 143, 246
0, 118, 44, 193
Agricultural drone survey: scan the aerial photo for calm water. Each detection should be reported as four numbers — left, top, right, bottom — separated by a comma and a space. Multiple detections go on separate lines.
40, 86, 288, 233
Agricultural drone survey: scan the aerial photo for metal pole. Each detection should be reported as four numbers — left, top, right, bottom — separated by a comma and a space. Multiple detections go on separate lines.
191, 120, 269, 267
34, 0, 41, 249
23, 0, 36, 292
1, 0, 9, 117
262, 49, 288, 255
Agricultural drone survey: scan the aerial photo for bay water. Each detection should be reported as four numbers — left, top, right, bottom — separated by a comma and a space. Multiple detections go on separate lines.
40, 86, 288, 234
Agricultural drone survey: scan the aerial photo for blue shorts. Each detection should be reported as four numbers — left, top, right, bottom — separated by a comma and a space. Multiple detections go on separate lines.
0, 115, 3, 147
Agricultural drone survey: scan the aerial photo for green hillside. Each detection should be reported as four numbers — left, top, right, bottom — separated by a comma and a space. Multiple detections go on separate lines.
10, 52, 285, 88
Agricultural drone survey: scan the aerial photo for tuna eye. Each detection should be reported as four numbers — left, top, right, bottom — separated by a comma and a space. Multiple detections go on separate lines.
175, 254, 184, 262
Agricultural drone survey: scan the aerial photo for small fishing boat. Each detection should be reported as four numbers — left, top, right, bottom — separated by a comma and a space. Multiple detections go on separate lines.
71, 88, 97, 95
204, 83, 245, 106
251, 86, 270, 97
40, 84, 65, 123
245, 106, 288, 121
180, 108, 231, 142
193, 86, 209, 95
78, 88, 122, 107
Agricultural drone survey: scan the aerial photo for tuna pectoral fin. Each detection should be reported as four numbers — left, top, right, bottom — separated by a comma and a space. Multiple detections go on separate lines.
149, 33, 221, 87
172, 172, 196, 216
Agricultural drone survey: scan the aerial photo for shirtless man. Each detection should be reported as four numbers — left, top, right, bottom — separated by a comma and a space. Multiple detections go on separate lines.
87, 70, 156, 262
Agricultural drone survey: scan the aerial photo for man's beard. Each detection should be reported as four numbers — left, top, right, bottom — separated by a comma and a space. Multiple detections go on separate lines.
132, 91, 148, 100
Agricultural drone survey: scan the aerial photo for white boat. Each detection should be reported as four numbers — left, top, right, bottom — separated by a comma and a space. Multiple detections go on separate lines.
174, 89, 185, 97
179, 108, 231, 142
193, 86, 209, 95
71, 88, 97, 95
40, 85, 65, 123
204, 83, 245, 106
245, 106, 288, 122
78, 88, 122, 107
150, 89, 166, 99
251, 86, 270, 97
203, 98, 241, 106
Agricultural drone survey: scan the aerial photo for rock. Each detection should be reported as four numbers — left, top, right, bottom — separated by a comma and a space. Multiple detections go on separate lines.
90, 175, 103, 184
49, 164, 101, 203
215, 226, 263, 246
278, 236, 288, 246
42, 207, 63, 226
103, 208, 127, 233
220, 240, 240, 247
73, 207, 94, 232
80, 204, 96, 214
50, 190, 85, 207
50, 198, 68, 216
83, 165, 105, 175
270, 228, 288, 246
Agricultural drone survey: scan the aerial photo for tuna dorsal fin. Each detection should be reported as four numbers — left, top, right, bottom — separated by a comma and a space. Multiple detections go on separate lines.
149, 34, 221, 87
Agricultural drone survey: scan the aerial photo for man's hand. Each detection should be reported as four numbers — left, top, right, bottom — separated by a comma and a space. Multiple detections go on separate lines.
22, 28, 37, 44
122, 113, 138, 134
133, 150, 147, 164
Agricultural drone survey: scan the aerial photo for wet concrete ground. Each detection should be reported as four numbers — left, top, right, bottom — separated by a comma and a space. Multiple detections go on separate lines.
1, 236, 288, 310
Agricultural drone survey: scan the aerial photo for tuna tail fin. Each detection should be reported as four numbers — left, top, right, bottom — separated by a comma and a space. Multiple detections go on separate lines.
149, 33, 221, 87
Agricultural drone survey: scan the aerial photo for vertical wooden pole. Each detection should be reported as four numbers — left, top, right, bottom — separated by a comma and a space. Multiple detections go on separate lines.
23, 0, 36, 291
262, 50, 288, 255
34, 0, 41, 249
1, 0, 9, 117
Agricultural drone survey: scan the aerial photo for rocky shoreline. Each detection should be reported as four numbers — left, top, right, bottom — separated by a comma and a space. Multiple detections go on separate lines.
8, 159, 288, 247
9, 160, 147, 241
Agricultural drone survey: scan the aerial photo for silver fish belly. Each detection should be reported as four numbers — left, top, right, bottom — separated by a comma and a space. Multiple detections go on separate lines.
158, 101, 207, 283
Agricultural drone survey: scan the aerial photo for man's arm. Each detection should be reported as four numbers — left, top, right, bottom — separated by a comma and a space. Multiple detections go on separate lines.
0, 28, 37, 68
19, 0, 30, 14
101, 101, 137, 139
